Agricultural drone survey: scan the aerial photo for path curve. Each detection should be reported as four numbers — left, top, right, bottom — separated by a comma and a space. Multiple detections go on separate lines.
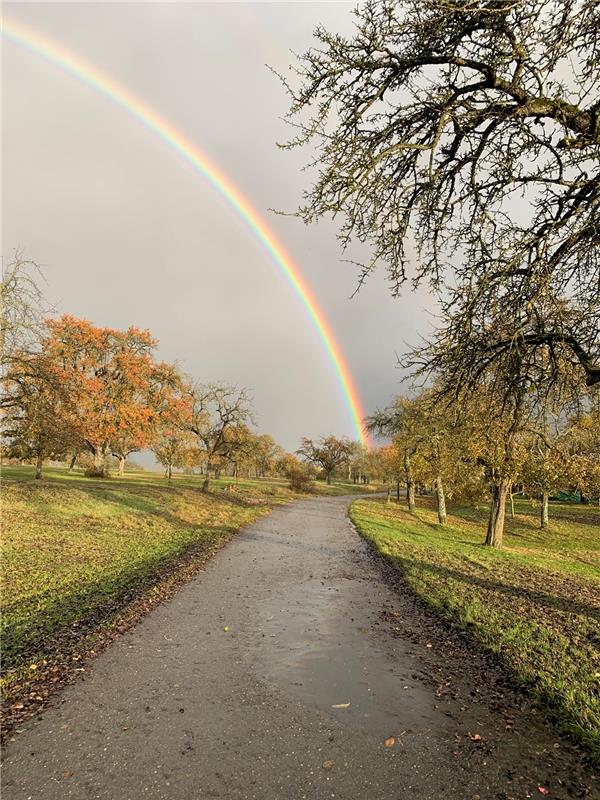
2, 496, 594, 799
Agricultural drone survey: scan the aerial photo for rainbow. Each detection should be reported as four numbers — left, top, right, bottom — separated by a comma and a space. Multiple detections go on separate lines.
3, 16, 369, 447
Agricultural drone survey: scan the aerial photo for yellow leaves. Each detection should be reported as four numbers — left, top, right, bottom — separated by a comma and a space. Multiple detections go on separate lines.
331, 702, 350, 709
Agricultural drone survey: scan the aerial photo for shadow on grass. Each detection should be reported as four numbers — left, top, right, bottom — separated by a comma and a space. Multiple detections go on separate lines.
2, 523, 238, 672
383, 551, 600, 623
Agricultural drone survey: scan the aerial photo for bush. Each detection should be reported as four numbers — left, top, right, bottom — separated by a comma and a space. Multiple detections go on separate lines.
288, 468, 314, 493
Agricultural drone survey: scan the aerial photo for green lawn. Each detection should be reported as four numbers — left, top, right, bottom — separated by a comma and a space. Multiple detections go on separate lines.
350, 496, 600, 762
1, 465, 374, 719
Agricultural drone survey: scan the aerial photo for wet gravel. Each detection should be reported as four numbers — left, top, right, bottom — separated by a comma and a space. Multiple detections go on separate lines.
2, 496, 597, 799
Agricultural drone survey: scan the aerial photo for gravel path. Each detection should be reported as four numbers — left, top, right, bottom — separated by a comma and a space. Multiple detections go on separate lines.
2, 496, 596, 799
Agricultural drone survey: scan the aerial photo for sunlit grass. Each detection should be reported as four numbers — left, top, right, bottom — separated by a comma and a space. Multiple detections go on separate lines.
350, 496, 600, 762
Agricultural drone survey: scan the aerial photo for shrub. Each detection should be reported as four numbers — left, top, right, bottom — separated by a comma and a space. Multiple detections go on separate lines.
288, 468, 314, 493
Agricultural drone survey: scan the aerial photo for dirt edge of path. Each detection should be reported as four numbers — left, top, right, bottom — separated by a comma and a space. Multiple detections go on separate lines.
1, 512, 269, 743
348, 515, 600, 795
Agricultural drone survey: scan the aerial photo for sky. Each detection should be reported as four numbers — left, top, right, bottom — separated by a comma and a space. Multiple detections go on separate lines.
3, 2, 435, 453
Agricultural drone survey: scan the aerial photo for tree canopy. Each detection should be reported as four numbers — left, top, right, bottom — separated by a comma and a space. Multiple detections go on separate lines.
280, 0, 600, 395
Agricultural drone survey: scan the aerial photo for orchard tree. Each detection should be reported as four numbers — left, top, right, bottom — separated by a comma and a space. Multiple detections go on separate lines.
564, 406, 600, 502
280, 0, 600, 397
251, 434, 285, 478
153, 427, 198, 480
297, 435, 353, 484
43, 315, 171, 477
186, 382, 254, 492
367, 397, 424, 512
2, 350, 76, 478
1, 252, 50, 369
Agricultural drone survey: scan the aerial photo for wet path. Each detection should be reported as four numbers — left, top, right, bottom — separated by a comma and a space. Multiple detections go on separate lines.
2, 496, 595, 799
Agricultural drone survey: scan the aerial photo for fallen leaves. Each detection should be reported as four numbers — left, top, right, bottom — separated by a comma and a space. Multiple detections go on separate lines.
384, 736, 395, 748
331, 703, 350, 709
322, 760, 334, 770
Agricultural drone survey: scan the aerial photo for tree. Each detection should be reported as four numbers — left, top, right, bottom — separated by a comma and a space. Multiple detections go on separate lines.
153, 427, 198, 480
564, 405, 600, 503
2, 350, 76, 478
1, 252, 50, 370
186, 382, 254, 492
280, 0, 599, 396
250, 434, 285, 478
367, 397, 425, 513
521, 413, 576, 528
43, 315, 172, 477
297, 435, 353, 484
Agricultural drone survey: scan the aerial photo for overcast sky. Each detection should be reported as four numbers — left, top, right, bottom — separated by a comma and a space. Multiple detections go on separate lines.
3, 2, 435, 452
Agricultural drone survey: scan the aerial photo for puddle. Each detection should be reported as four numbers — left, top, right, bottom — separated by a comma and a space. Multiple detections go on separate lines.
250, 573, 438, 738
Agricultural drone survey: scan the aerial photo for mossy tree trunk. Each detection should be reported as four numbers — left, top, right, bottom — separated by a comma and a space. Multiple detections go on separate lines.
485, 479, 510, 548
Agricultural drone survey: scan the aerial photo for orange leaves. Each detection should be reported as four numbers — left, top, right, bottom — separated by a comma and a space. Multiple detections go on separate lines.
40, 315, 170, 456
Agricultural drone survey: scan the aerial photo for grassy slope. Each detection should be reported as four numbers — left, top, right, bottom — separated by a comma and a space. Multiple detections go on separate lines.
350, 496, 600, 761
1, 466, 374, 712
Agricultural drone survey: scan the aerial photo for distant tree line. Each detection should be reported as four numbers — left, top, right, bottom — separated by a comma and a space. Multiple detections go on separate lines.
0, 255, 334, 490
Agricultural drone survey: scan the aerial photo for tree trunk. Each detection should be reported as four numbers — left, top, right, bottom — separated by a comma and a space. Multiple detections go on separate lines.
435, 475, 447, 525
509, 490, 515, 519
118, 455, 125, 476
35, 451, 43, 480
396, 480, 400, 502
407, 480, 416, 511
326, 471, 332, 485
404, 450, 416, 512
68, 452, 77, 472
387, 486, 391, 504
485, 479, 510, 548
167, 464, 172, 481
541, 492, 549, 529
202, 461, 211, 492
92, 448, 107, 476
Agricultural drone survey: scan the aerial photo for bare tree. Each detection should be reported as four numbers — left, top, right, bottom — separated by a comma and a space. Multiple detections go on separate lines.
1, 252, 51, 370
187, 382, 254, 492
279, 0, 599, 394
297, 435, 354, 484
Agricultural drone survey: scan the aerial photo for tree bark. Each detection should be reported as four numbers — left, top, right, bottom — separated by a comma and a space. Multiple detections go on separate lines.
435, 475, 447, 525
396, 480, 401, 502
92, 448, 107, 476
326, 472, 332, 485
509, 490, 515, 519
35, 451, 43, 480
541, 492, 549, 529
485, 479, 510, 548
202, 461, 211, 492
68, 452, 77, 472
118, 455, 125, 476
404, 450, 416, 512
167, 464, 172, 481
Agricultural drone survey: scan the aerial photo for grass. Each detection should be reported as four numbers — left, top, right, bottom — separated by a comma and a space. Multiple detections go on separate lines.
1, 465, 375, 721
350, 495, 600, 762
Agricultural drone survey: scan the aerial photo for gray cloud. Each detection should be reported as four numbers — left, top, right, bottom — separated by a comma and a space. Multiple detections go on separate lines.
3, 2, 434, 451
